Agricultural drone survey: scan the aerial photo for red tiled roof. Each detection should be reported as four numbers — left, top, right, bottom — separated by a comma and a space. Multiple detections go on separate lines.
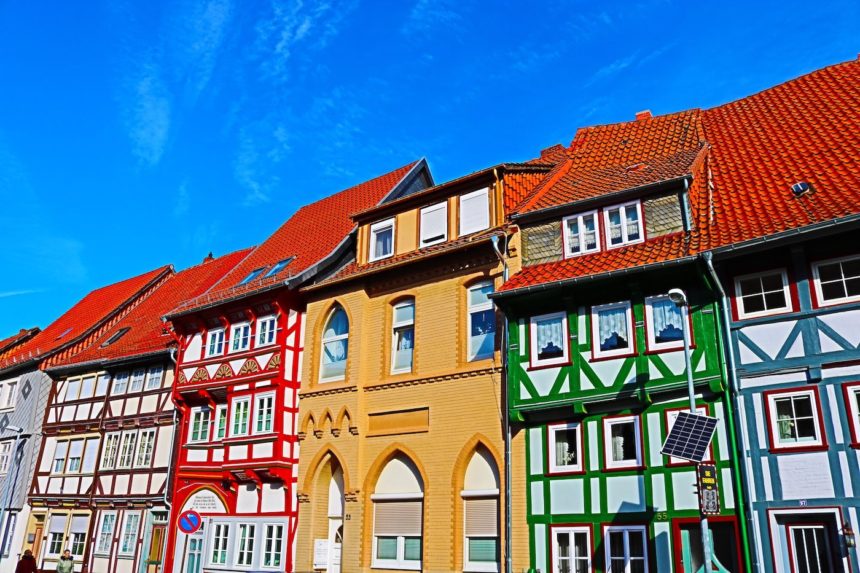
171, 161, 421, 315
0, 265, 171, 369
0, 328, 40, 356
54, 249, 252, 369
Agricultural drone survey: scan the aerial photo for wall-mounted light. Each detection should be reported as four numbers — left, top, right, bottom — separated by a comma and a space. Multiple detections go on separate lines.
844, 521, 856, 548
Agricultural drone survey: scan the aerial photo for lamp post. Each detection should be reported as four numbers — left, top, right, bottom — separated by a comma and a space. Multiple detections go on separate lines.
0, 425, 24, 565
667, 288, 712, 571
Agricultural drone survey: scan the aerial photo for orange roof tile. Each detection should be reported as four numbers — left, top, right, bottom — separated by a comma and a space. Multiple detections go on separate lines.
0, 328, 40, 356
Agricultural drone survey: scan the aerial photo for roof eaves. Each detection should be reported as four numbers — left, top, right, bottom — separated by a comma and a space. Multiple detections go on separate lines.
710, 213, 860, 258
46, 348, 172, 376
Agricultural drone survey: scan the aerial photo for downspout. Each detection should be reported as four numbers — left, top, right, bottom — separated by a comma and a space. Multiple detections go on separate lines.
161, 348, 180, 569
702, 252, 757, 572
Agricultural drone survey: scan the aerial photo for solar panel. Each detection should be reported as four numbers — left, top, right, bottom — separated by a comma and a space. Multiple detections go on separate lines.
660, 411, 718, 463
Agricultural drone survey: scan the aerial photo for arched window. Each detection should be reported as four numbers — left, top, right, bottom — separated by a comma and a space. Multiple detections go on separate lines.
320, 306, 349, 382
391, 299, 415, 374
462, 448, 499, 571
372, 455, 423, 569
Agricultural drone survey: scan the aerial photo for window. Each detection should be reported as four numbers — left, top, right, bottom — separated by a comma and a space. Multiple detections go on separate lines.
460, 188, 490, 236
69, 515, 87, 557
129, 368, 146, 393
391, 300, 415, 374
240, 267, 266, 285
603, 200, 643, 248
665, 407, 712, 464
101, 433, 121, 469
65, 377, 81, 402
263, 524, 284, 568
215, 405, 228, 440
320, 306, 349, 382
462, 449, 500, 572
257, 315, 277, 347
66, 439, 84, 473
734, 270, 792, 318
603, 416, 642, 470
370, 218, 395, 261
766, 389, 825, 450
102, 327, 130, 347
134, 429, 157, 468
468, 282, 495, 361
232, 398, 251, 436
210, 523, 230, 565
145, 366, 164, 390
255, 393, 275, 434
844, 384, 860, 446
0, 442, 10, 474
96, 512, 117, 554
82, 438, 99, 473
190, 408, 211, 443
604, 526, 648, 573
0, 380, 17, 409
206, 329, 225, 357
95, 373, 111, 396
113, 371, 129, 394
788, 523, 837, 573
52, 441, 69, 474
235, 523, 256, 566
79, 376, 95, 399
47, 514, 67, 556
644, 295, 686, 351
119, 512, 140, 556
553, 527, 591, 573
563, 211, 600, 257
264, 257, 294, 278
231, 323, 251, 353
529, 312, 569, 367
373, 456, 424, 570
117, 432, 137, 469
0, 513, 15, 557
592, 302, 634, 359
548, 423, 583, 473
812, 255, 860, 306
420, 202, 448, 246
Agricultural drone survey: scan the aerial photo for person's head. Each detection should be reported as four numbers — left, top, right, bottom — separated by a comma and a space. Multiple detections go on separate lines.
62, 550, 71, 558
22, 549, 32, 557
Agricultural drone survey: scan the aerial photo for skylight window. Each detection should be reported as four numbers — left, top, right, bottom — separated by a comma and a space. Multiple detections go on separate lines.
55, 327, 73, 340
264, 257, 294, 278
239, 267, 266, 285
101, 328, 131, 348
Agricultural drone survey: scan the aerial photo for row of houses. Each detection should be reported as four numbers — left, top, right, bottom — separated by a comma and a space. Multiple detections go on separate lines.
0, 58, 857, 573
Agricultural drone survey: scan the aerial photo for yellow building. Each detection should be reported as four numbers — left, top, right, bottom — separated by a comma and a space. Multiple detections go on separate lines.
293, 161, 553, 573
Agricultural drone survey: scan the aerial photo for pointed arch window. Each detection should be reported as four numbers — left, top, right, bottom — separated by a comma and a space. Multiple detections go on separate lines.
372, 455, 424, 570
462, 449, 500, 572
320, 306, 349, 382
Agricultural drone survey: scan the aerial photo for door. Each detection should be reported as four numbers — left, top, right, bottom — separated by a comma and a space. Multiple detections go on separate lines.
31, 526, 43, 565
327, 520, 343, 573
146, 525, 165, 573
788, 524, 836, 573
185, 536, 203, 573
677, 521, 740, 573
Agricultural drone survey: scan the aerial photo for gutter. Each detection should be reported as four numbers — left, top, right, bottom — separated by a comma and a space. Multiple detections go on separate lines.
710, 212, 860, 257
45, 348, 170, 376
162, 347, 179, 568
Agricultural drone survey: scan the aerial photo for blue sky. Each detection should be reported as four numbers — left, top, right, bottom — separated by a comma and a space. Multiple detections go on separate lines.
0, 0, 856, 336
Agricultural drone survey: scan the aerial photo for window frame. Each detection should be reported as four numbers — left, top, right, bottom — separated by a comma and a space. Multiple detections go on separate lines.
390, 299, 416, 375
66, 438, 85, 473
419, 201, 448, 247
528, 311, 570, 369
256, 315, 277, 348
0, 380, 18, 409
319, 306, 349, 383
602, 415, 643, 471
591, 301, 635, 360
0, 441, 11, 474
206, 328, 226, 357
602, 200, 644, 249
643, 294, 692, 352
369, 218, 396, 262
100, 432, 121, 470
209, 522, 231, 565
546, 422, 584, 475
95, 511, 117, 555
842, 382, 860, 448
550, 524, 593, 573
253, 392, 276, 435
602, 524, 649, 573
262, 523, 285, 569
129, 368, 146, 393
133, 428, 157, 468
467, 281, 496, 362
119, 511, 141, 557
52, 440, 69, 474
145, 365, 164, 390
371, 497, 424, 571
234, 522, 256, 567
214, 404, 228, 440
462, 494, 500, 573
562, 210, 601, 258
116, 431, 138, 470
763, 387, 827, 453
230, 322, 251, 354
189, 407, 211, 443
112, 371, 129, 395
459, 188, 491, 237
733, 269, 793, 319
231, 397, 251, 437
811, 254, 860, 307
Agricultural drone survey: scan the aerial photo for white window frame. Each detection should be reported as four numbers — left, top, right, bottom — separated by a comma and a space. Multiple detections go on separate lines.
319, 306, 349, 383
262, 523, 284, 569
145, 365, 164, 390
256, 315, 277, 348
391, 300, 415, 375
552, 526, 592, 573
66, 439, 84, 473
119, 511, 141, 556
369, 218, 396, 262
116, 431, 137, 470
371, 496, 424, 571
230, 322, 251, 353
419, 201, 448, 247
214, 405, 228, 440
562, 210, 601, 257
462, 494, 500, 573
52, 441, 69, 474
46, 514, 67, 557
734, 269, 792, 319
254, 393, 276, 435
591, 301, 635, 359
100, 432, 121, 470
189, 407, 211, 443
459, 188, 491, 237
603, 415, 643, 470
1, 380, 18, 409
234, 522, 256, 567
95, 511, 117, 555
65, 377, 82, 402
529, 312, 569, 368
129, 368, 146, 393
0, 441, 11, 474
603, 525, 649, 573
766, 389, 825, 450
112, 371, 129, 394
547, 422, 583, 473
209, 522, 231, 565
69, 514, 87, 557
811, 255, 860, 307
206, 328, 225, 357
467, 281, 495, 362
133, 428, 157, 468
644, 294, 688, 352
231, 397, 251, 437
845, 385, 860, 446
602, 200, 644, 249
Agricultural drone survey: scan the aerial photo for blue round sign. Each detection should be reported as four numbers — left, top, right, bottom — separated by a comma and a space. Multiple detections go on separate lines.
178, 510, 202, 534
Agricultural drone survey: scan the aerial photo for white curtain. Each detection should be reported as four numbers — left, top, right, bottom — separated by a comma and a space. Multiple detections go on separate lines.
374, 227, 393, 258
652, 299, 682, 341
598, 307, 627, 349
536, 318, 563, 356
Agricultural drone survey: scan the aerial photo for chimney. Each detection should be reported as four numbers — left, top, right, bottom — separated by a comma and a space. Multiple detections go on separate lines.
203, 252, 214, 263
635, 110, 652, 121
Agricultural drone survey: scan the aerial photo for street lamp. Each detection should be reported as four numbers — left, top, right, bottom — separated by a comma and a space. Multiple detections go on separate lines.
0, 425, 24, 565
667, 288, 713, 571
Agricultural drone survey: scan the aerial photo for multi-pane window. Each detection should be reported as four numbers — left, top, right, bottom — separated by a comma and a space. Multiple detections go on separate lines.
235, 523, 256, 566
64, 378, 81, 402
548, 423, 582, 473
69, 515, 88, 557
644, 295, 685, 351
370, 218, 395, 261
603, 416, 642, 470
373, 501, 423, 569
120, 512, 140, 555
95, 373, 111, 396
734, 270, 792, 318
52, 441, 69, 474
207, 329, 225, 357
232, 398, 251, 436
113, 371, 129, 394
0, 380, 17, 408
96, 512, 117, 554
530, 312, 568, 367
264, 257, 293, 278
604, 526, 648, 573
263, 524, 284, 568
844, 385, 860, 446
463, 497, 498, 570
391, 300, 415, 374
255, 394, 275, 434
257, 316, 277, 347
134, 429, 157, 468
145, 366, 164, 390
320, 306, 349, 382
190, 408, 211, 443
79, 376, 95, 399
459, 188, 490, 237
592, 301, 634, 359
420, 202, 448, 246
553, 527, 591, 573
129, 368, 146, 393
812, 255, 860, 306
66, 439, 84, 473
215, 405, 228, 440
210, 523, 230, 565
0, 442, 10, 474
47, 515, 67, 555
231, 323, 251, 353
603, 201, 643, 247
766, 390, 824, 450
101, 433, 121, 469
468, 282, 495, 361
117, 432, 138, 469
563, 211, 600, 257
0, 513, 15, 557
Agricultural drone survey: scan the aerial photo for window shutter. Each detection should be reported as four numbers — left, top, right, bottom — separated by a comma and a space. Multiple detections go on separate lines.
420, 203, 448, 245
82, 439, 99, 472
54, 441, 69, 463
69, 440, 84, 460
459, 189, 490, 236
49, 515, 68, 533
71, 515, 88, 534
374, 501, 422, 536
464, 498, 497, 537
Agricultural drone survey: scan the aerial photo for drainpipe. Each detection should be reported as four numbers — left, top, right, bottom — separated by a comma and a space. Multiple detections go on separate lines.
161, 348, 180, 570
490, 234, 512, 573
702, 252, 757, 572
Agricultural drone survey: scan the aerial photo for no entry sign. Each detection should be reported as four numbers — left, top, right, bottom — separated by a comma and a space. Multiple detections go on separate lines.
178, 510, 202, 534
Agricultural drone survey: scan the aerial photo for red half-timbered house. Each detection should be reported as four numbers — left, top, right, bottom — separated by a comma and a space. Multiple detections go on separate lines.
162, 160, 432, 573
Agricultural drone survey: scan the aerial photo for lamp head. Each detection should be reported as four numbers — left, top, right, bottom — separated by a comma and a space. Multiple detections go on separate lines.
667, 288, 687, 307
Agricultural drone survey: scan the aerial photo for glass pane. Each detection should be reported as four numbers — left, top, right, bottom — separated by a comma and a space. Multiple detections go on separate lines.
568, 219, 581, 253
469, 283, 494, 306
468, 538, 497, 562
598, 307, 629, 351
816, 262, 842, 283
793, 396, 813, 418
608, 531, 625, 558
651, 298, 683, 343
610, 422, 637, 462
536, 316, 564, 360
760, 273, 784, 292
374, 226, 393, 258
738, 277, 762, 296
556, 532, 570, 557
846, 277, 860, 297
607, 209, 623, 244
763, 291, 787, 310
554, 428, 578, 467
470, 309, 495, 360
324, 309, 349, 337
821, 281, 846, 300
742, 293, 766, 314
393, 327, 414, 371
625, 206, 641, 240
321, 339, 348, 379
573, 531, 588, 558
583, 216, 597, 250
795, 418, 817, 440
843, 259, 860, 279
394, 302, 415, 324
403, 537, 421, 561
629, 531, 644, 557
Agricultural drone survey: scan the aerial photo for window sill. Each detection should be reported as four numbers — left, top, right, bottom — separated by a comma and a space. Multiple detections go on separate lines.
527, 359, 570, 372
602, 463, 645, 473
546, 467, 585, 476
464, 563, 500, 573
371, 563, 421, 571
590, 350, 636, 362
768, 443, 828, 454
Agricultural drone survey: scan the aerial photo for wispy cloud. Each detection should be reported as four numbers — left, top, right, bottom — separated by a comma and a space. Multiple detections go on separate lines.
401, 0, 465, 36
124, 61, 172, 166
174, 180, 191, 217
168, 0, 234, 101
585, 53, 637, 87
233, 126, 280, 205
0, 289, 43, 299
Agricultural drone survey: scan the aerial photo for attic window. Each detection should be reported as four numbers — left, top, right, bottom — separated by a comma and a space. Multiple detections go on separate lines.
55, 327, 73, 340
239, 267, 266, 285
625, 163, 646, 172
101, 327, 131, 347
264, 257, 295, 278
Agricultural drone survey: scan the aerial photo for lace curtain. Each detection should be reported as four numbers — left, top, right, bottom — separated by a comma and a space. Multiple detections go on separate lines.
598, 306, 628, 350
652, 299, 682, 342
536, 317, 564, 358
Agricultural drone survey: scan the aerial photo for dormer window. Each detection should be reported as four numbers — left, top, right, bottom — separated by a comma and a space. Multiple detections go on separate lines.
563, 211, 600, 257
419, 202, 448, 247
604, 201, 643, 248
459, 188, 490, 237
370, 218, 395, 262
